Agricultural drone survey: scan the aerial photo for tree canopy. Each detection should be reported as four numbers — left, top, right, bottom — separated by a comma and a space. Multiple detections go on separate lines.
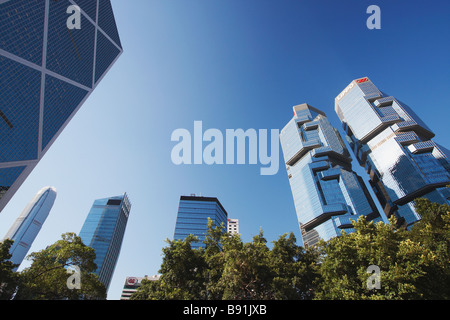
0, 233, 106, 300
132, 220, 321, 300
132, 198, 449, 300
0, 198, 448, 300
0, 239, 19, 299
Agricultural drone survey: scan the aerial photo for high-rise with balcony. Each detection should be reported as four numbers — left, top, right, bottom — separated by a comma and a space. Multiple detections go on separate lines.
335, 77, 450, 227
174, 195, 228, 249
280, 104, 382, 247
2, 186, 56, 271
79, 193, 131, 291
0, 0, 123, 213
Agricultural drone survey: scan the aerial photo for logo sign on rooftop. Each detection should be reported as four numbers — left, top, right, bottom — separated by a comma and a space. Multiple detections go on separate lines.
126, 277, 138, 286
336, 77, 370, 102
356, 77, 369, 83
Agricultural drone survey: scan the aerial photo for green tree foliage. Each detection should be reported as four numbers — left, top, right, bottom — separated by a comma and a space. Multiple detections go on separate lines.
219, 229, 273, 300
131, 234, 207, 300
316, 198, 449, 300
14, 233, 106, 300
408, 198, 450, 298
2, 199, 446, 300
132, 219, 321, 300
133, 199, 449, 300
269, 232, 320, 300
0, 239, 20, 300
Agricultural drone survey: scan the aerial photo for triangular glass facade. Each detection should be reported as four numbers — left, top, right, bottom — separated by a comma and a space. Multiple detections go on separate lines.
0, 0, 123, 212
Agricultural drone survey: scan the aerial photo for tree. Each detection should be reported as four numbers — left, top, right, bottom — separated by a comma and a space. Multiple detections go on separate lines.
269, 232, 320, 300
132, 199, 449, 300
131, 234, 207, 300
219, 229, 273, 300
0, 239, 19, 300
203, 219, 232, 300
14, 233, 106, 300
132, 220, 320, 300
316, 207, 449, 300
410, 198, 449, 262
408, 198, 450, 299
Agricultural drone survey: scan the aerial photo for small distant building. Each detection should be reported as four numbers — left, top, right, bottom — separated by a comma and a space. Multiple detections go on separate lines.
227, 218, 239, 235
120, 275, 160, 300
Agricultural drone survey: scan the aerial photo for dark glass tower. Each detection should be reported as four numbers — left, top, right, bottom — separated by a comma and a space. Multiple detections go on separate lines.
174, 195, 228, 249
0, 0, 123, 213
79, 193, 131, 291
335, 77, 450, 227
280, 104, 382, 247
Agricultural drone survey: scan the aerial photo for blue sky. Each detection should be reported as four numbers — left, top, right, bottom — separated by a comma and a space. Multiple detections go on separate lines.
0, 0, 449, 300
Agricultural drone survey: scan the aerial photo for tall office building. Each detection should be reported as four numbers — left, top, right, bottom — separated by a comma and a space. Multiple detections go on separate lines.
174, 195, 228, 249
335, 77, 450, 227
79, 193, 131, 291
2, 186, 56, 271
280, 104, 382, 247
0, 0, 123, 213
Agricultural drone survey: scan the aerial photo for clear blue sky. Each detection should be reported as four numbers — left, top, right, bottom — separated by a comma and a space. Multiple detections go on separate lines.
0, 0, 449, 300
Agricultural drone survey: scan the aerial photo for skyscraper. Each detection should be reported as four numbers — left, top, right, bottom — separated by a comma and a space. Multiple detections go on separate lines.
2, 186, 56, 271
79, 193, 131, 291
0, 0, 123, 213
280, 104, 382, 247
174, 195, 228, 249
335, 77, 450, 227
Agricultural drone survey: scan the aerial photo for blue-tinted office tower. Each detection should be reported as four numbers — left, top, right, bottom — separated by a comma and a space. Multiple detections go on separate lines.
2, 186, 56, 271
280, 104, 382, 247
335, 77, 450, 227
174, 195, 228, 249
0, 0, 123, 213
79, 193, 131, 291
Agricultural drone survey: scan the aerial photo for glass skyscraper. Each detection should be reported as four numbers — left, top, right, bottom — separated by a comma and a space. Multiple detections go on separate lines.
2, 186, 56, 271
280, 104, 382, 247
174, 195, 228, 249
79, 193, 131, 291
0, 0, 123, 213
335, 77, 450, 227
